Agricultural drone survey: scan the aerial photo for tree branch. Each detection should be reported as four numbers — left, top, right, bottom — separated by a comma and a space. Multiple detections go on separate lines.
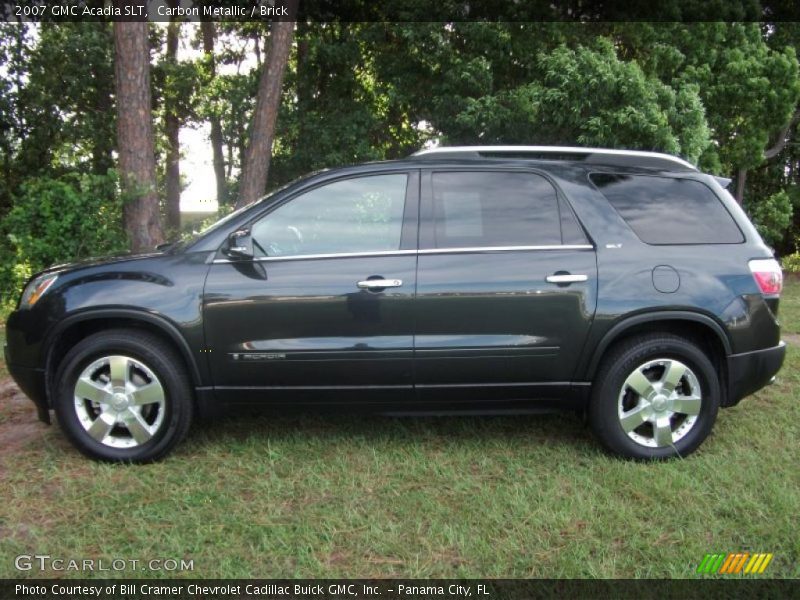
736, 105, 800, 205
764, 106, 800, 160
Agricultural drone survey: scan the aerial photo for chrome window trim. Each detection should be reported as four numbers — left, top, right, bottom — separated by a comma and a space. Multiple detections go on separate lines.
418, 245, 593, 255
213, 250, 416, 263
211, 245, 594, 264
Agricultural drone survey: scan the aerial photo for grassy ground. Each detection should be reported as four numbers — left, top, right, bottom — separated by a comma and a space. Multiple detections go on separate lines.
780, 275, 800, 336
0, 282, 798, 579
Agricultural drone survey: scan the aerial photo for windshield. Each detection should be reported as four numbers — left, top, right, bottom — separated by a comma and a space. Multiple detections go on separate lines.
172, 174, 324, 252
194, 203, 251, 238
168, 203, 251, 252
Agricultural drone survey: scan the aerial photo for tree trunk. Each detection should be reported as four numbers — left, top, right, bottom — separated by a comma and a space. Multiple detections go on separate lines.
253, 34, 261, 68
164, 13, 181, 232
734, 167, 747, 205
237, 7, 297, 208
114, 18, 164, 251
201, 21, 227, 206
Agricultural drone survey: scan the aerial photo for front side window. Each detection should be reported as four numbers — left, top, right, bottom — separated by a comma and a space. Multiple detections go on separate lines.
250, 174, 408, 257
430, 172, 567, 248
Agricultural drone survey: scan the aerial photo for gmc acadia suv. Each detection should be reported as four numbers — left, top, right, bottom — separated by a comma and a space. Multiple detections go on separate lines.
4, 146, 786, 462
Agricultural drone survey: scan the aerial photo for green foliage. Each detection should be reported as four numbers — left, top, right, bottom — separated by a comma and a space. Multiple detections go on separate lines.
781, 250, 800, 273
153, 38, 201, 125
271, 22, 427, 187
15, 23, 115, 178
209, 70, 259, 176
0, 171, 127, 308
0, 22, 116, 233
746, 190, 794, 247
364, 24, 721, 161
444, 39, 710, 161
694, 26, 800, 173
0, 24, 31, 214
612, 23, 800, 175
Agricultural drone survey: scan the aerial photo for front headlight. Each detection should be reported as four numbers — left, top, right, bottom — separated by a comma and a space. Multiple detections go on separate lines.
19, 273, 59, 309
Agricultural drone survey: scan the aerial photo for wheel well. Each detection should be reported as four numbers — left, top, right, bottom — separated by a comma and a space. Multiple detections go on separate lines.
590, 319, 729, 405
45, 317, 199, 407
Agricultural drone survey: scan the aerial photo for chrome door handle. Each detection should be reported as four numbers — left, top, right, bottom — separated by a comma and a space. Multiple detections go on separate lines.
357, 278, 403, 289
546, 274, 588, 284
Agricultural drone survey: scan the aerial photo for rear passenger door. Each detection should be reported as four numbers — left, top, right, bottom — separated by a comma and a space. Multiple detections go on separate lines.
414, 169, 598, 404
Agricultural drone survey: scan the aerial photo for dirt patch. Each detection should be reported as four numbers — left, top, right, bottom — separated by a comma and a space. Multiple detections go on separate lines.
0, 377, 50, 463
0, 522, 35, 544
783, 333, 800, 346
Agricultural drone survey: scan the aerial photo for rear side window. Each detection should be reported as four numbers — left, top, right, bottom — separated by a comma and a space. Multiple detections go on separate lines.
590, 173, 743, 245
430, 171, 586, 248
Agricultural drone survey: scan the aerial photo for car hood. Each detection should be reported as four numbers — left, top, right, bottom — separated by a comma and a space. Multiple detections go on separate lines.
35, 251, 166, 278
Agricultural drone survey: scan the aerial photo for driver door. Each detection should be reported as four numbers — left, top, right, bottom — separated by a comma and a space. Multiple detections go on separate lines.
203, 171, 418, 406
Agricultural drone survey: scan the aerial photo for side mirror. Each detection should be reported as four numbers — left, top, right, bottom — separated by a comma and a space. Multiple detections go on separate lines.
224, 228, 254, 260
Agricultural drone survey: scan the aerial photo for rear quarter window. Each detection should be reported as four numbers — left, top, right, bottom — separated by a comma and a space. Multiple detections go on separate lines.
590, 173, 744, 245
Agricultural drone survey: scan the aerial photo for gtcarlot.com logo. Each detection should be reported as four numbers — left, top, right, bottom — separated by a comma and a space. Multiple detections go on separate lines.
14, 554, 194, 573
697, 552, 774, 575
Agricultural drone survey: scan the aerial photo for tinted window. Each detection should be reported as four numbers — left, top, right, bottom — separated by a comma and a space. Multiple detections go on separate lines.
431, 172, 564, 248
590, 174, 743, 245
559, 196, 589, 245
251, 174, 407, 257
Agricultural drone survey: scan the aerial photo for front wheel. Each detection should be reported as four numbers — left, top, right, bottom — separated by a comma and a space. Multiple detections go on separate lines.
54, 329, 193, 462
589, 334, 720, 460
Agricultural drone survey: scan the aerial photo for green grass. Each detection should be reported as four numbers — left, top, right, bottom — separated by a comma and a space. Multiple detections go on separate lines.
780, 275, 800, 336
0, 284, 798, 579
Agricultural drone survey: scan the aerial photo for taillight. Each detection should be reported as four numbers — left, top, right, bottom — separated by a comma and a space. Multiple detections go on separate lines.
749, 258, 783, 295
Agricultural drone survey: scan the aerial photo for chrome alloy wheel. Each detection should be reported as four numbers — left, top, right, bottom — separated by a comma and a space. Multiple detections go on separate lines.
617, 358, 702, 448
73, 355, 166, 449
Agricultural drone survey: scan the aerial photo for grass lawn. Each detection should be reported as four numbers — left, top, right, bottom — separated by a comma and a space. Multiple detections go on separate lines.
0, 281, 798, 579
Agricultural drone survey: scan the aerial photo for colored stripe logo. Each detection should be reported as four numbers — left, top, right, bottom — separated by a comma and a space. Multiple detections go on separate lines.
697, 553, 774, 574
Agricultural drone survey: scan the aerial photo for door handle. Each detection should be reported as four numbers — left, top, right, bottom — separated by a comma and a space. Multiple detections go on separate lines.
357, 278, 403, 289
546, 273, 588, 284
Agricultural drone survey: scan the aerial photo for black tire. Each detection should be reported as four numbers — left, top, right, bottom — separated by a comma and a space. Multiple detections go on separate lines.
54, 329, 193, 463
589, 333, 720, 460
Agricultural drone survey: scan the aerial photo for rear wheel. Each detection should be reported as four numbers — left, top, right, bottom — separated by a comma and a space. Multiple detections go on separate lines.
589, 334, 720, 459
54, 329, 193, 462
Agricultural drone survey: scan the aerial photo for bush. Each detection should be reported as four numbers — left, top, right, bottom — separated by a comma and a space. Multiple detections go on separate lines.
782, 250, 800, 274
747, 190, 793, 248
0, 171, 128, 311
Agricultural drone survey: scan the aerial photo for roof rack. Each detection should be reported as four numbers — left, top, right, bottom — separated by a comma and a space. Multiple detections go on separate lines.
411, 145, 698, 172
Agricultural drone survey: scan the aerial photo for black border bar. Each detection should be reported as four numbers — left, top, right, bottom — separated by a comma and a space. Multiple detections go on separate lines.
2, 579, 800, 600
3, 0, 800, 23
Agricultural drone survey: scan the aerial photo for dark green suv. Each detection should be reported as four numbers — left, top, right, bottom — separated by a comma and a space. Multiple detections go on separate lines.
5, 146, 786, 462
